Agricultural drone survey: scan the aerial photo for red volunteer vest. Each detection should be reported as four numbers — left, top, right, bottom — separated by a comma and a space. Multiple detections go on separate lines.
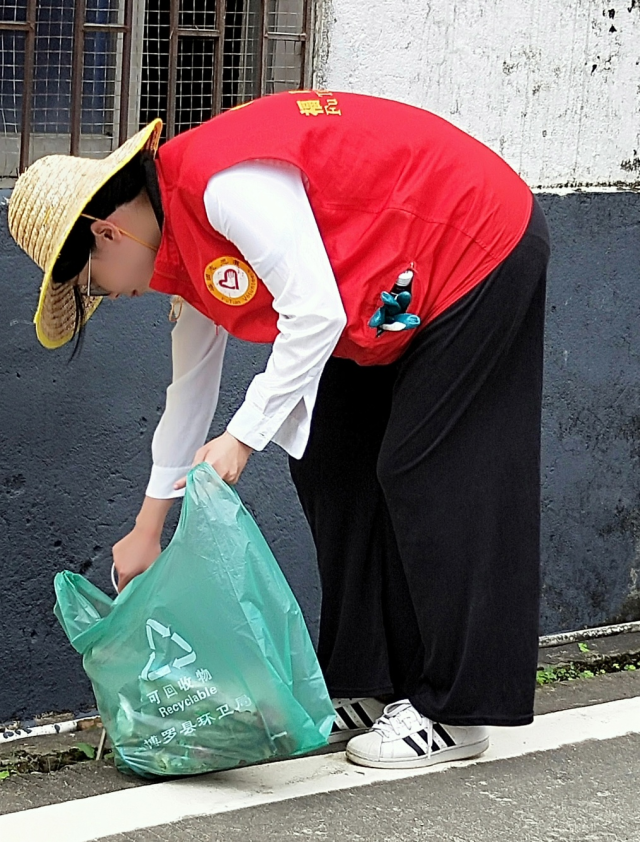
150, 91, 533, 366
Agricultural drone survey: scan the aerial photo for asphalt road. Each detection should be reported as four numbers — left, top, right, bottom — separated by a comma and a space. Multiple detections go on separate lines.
101, 734, 640, 842
1, 669, 639, 842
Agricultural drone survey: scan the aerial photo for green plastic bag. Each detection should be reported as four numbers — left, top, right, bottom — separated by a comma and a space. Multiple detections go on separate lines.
54, 463, 334, 778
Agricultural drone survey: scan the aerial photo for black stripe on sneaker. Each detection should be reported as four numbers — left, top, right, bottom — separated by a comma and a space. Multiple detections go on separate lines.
337, 708, 358, 730
403, 735, 427, 756
417, 729, 439, 751
352, 702, 374, 728
433, 723, 456, 748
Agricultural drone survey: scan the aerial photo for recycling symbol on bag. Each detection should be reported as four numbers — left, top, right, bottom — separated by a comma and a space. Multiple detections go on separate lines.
139, 618, 197, 682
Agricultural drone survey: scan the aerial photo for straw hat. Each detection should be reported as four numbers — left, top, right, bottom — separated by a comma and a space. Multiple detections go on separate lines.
8, 119, 163, 349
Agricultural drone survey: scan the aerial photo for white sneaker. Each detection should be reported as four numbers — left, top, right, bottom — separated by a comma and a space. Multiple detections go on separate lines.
329, 697, 386, 745
345, 699, 490, 769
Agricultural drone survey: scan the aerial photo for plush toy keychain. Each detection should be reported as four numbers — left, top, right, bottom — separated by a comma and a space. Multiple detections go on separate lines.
369, 267, 421, 336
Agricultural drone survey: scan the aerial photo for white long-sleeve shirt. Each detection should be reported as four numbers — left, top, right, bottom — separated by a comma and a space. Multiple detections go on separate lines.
146, 160, 347, 499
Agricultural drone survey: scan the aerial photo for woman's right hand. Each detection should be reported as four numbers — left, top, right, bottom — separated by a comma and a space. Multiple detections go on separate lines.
112, 526, 161, 592
112, 496, 174, 592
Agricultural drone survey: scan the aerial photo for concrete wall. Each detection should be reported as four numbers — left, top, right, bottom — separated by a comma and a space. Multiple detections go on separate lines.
1, 0, 639, 722
539, 193, 640, 631
314, 0, 640, 189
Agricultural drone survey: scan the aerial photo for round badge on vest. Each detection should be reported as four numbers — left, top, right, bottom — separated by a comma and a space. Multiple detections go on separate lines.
204, 257, 258, 306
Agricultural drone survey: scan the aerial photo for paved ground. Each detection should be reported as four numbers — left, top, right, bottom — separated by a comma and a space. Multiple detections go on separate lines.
1, 667, 639, 841
97, 735, 640, 842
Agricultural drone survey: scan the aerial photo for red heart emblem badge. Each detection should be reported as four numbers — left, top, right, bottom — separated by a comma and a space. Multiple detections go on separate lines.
218, 268, 240, 290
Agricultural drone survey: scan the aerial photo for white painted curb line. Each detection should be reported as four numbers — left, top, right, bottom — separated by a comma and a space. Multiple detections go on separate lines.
1, 696, 639, 842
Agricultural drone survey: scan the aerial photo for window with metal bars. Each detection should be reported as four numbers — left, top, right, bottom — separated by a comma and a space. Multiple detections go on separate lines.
0, 0, 312, 183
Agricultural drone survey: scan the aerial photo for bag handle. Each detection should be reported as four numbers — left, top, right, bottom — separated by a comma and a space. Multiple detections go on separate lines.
54, 571, 114, 654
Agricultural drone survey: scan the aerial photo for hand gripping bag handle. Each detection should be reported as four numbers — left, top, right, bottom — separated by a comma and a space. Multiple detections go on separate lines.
53, 468, 204, 653
54, 465, 219, 655
54, 571, 114, 654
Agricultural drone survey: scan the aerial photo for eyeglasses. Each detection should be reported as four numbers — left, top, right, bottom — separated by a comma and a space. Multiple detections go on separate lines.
79, 213, 159, 298
85, 250, 112, 298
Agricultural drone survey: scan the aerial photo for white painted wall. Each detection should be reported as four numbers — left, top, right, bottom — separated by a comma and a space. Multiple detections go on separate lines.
314, 0, 640, 188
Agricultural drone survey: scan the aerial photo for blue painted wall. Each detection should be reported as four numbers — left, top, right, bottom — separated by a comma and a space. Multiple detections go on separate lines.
540, 193, 640, 631
0, 190, 638, 722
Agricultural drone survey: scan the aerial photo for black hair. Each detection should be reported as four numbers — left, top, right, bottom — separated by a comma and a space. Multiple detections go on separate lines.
52, 150, 163, 358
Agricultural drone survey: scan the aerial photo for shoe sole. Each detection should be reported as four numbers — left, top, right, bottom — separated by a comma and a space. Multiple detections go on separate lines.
345, 736, 491, 769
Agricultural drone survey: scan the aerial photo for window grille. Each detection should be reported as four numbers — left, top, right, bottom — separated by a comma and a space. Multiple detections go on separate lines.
0, 0, 311, 182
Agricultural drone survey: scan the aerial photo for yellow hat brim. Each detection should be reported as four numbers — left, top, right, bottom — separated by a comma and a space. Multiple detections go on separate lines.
9, 119, 163, 349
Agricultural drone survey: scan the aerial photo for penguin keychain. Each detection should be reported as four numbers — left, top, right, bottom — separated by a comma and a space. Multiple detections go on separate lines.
369, 266, 421, 337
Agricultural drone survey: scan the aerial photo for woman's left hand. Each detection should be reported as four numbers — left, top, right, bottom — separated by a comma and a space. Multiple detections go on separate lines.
174, 431, 253, 489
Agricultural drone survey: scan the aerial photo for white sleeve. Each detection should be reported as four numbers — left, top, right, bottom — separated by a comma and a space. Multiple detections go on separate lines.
146, 300, 228, 499
204, 160, 347, 459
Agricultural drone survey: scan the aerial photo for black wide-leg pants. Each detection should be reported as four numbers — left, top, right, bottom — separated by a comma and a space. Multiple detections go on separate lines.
289, 199, 550, 727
